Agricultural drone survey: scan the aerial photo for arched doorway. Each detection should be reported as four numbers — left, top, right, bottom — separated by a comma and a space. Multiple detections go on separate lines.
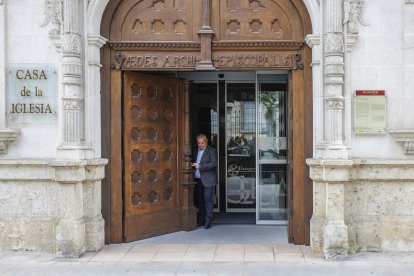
100, 0, 313, 245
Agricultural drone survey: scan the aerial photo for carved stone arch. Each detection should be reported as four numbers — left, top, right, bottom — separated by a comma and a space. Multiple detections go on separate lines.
87, 0, 320, 35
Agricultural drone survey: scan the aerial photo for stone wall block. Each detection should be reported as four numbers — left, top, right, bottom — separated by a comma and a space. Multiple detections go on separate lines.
56, 218, 86, 258
354, 219, 383, 252
0, 219, 25, 251
57, 182, 84, 219
53, 165, 86, 184
83, 181, 101, 217
24, 219, 56, 252
0, 162, 52, 181
84, 215, 104, 252
345, 218, 357, 254
323, 220, 349, 260
356, 164, 414, 180
0, 181, 59, 217
324, 166, 355, 182
310, 216, 325, 253
382, 217, 414, 251
85, 160, 107, 182
313, 182, 327, 217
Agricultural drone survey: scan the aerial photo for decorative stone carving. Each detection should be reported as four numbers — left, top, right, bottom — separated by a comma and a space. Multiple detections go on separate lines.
293, 51, 304, 70
111, 52, 125, 70
325, 33, 345, 54
343, 0, 368, 34
41, 0, 63, 35
0, 128, 21, 154
390, 130, 414, 154
62, 33, 82, 56
327, 99, 344, 109
305, 34, 321, 48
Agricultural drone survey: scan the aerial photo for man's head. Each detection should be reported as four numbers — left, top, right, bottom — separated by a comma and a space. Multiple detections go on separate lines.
196, 134, 208, 150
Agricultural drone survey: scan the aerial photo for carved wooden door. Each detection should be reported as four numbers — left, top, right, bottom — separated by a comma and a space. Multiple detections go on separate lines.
123, 72, 181, 241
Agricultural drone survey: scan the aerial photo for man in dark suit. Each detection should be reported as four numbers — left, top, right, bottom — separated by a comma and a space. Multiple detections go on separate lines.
192, 134, 218, 229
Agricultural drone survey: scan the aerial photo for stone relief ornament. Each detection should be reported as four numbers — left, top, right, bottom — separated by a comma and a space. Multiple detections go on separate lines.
63, 101, 80, 110
41, 0, 64, 35
293, 51, 304, 70
111, 52, 126, 70
325, 33, 344, 54
62, 33, 82, 55
343, 0, 368, 34
327, 99, 344, 109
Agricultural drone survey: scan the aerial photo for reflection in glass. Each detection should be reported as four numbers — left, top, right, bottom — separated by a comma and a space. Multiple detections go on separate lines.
257, 75, 287, 222
226, 83, 256, 211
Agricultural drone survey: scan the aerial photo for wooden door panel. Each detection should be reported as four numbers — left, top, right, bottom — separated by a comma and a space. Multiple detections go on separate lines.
123, 72, 180, 241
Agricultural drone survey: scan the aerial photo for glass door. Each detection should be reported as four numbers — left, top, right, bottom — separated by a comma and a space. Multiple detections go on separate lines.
225, 82, 256, 212
256, 73, 288, 224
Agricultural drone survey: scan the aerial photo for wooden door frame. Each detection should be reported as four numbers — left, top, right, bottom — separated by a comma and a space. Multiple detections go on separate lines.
100, 0, 313, 245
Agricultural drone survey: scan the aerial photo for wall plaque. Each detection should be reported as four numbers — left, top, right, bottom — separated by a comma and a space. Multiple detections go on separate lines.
353, 90, 387, 134
8, 64, 57, 122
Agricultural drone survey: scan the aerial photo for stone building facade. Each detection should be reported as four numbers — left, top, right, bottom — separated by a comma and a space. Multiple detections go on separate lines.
0, 0, 413, 260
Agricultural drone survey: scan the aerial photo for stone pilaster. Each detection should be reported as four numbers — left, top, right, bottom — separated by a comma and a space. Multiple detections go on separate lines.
307, 159, 354, 260
82, 160, 107, 252
58, 0, 93, 159
51, 161, 86, 257
86, 35, 107, 157
317, 0, 350, 159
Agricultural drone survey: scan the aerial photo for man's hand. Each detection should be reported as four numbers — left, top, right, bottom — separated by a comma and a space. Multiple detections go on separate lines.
192, 163, 200, 169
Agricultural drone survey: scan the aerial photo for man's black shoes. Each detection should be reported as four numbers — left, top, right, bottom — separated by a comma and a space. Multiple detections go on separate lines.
197, 220, 205, 227
204, 219, 212, 229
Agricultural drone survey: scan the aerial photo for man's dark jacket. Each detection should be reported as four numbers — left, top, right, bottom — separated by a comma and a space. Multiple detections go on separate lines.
193, 145, 218, 187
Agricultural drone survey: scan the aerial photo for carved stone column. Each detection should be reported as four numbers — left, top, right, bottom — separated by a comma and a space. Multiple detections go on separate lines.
58, 0, 92, 159
196, 0, 215, 70
317, 0, 350, 159
181, 80, 197, 231
315, 0, 349, 260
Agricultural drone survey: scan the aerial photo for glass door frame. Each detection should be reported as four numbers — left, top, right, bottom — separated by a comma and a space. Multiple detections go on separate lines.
255, 71, 289, 225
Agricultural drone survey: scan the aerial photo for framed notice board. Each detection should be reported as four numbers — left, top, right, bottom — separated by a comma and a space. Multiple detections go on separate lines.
353, 90, 387, 134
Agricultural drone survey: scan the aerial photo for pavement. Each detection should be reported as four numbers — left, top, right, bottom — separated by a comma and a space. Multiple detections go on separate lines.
1, 225, 414, 275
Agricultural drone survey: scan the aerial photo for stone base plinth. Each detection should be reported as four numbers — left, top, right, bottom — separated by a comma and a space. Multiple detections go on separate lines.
0, 159, 107, 257
308, 159, 414, 259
